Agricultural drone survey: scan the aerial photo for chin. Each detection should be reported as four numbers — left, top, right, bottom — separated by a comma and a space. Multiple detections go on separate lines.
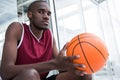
38, 27, 48, 30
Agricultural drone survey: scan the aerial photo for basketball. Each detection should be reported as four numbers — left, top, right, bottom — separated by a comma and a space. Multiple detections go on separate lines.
66, 33, 109, 74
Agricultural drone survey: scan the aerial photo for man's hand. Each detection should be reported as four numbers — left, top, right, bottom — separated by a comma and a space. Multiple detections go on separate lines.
54, 43, 87, 76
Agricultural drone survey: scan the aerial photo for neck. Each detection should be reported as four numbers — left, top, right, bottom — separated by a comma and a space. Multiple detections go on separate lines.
29, 25, 43, 39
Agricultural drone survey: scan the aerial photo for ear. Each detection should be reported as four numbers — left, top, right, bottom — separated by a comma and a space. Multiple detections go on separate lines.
27, 11, 32, 18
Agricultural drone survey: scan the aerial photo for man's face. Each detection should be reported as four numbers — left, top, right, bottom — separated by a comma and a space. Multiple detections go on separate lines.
28, 2, 51, 30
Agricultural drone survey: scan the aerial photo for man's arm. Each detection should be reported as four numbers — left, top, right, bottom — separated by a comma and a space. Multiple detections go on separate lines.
0, 22, 55, 79
52, 37, 59, 58
0, 22, 90, 80
52, 38, 92, 80
0, 22, 23, 79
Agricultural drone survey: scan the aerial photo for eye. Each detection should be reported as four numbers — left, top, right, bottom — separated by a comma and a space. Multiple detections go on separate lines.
38, 9, 44, 14
38, 9, 51, 16
47, 12, 51, 16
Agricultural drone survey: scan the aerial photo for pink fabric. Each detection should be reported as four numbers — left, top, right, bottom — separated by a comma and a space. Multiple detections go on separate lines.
16, 23, 53, 78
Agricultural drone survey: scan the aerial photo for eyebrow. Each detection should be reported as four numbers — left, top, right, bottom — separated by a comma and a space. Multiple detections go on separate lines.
38, 8, 51, 14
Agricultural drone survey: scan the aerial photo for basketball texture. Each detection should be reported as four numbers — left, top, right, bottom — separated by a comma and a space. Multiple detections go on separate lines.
66, 33, 109, 74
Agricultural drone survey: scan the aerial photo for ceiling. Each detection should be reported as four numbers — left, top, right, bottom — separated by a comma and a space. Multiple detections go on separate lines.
0, 0, 35, 25
0, 0, 106, 26
0, 0, 18, 25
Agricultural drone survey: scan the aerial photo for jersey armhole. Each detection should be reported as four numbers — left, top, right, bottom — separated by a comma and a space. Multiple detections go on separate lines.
17, 23, 24, 49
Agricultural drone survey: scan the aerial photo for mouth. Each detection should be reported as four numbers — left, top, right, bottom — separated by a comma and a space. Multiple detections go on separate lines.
43, 21, 49, 25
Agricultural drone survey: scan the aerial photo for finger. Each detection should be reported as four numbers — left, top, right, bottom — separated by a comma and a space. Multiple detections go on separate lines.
61, 42, 68, 51
75, 70, 87, 76
65, 42, 69, 48
59, 43, 68, 56
73, 63, 86, 68
67, 55, 80, 60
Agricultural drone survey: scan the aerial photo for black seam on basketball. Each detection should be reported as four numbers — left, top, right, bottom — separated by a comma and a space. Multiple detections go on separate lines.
67, 36, 98, 49
67, 34, 107, 73
80, 41, 106, 61
67, 39, 78, 49
71, 43, 79, 63
72, 43, 79, 56
78, 36, 94, 73
67, 35, 106, 59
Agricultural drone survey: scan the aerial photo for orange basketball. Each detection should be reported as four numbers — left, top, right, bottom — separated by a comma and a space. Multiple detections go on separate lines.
66, 33, 109, 74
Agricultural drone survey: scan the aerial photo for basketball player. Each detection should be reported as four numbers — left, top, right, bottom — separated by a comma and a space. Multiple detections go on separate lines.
0, 1, 92, 80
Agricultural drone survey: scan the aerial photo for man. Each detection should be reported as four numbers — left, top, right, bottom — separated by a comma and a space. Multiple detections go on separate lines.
0, 0, 92, 80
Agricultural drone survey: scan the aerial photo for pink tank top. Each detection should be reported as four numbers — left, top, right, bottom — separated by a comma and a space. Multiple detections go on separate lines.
16, 23, 53, 79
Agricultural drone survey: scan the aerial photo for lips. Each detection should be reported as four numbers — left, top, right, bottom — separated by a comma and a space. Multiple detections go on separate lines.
43, 21, 49, 25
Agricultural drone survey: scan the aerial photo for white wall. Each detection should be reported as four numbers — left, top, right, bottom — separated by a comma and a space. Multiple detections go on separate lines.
50, 0, 120, 80
0, 0, 120, 80
0, 0, 18, 60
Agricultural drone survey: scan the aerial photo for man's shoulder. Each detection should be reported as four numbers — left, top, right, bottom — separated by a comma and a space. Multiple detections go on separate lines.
8, 22, 22, 29
10, 22, 21, 26
6, 22, 23, 36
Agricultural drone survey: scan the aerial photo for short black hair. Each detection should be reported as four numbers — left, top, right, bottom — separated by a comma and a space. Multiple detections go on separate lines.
27, 0, 47, 11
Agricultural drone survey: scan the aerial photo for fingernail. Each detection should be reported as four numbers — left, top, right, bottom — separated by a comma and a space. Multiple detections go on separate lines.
76, 55, 80, 58
84, 72, 87, 74
80, 72, 87, 76
82, 65, 86, 68
80, 74, 84, 76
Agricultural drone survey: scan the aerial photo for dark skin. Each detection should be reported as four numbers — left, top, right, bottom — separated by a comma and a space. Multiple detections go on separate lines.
0, 1, 92, 80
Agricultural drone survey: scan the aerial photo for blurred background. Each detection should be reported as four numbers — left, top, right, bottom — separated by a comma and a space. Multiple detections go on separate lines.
0, 0, 120, 80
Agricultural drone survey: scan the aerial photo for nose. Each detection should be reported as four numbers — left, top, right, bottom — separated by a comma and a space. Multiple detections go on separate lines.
43, 13, 50, 20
